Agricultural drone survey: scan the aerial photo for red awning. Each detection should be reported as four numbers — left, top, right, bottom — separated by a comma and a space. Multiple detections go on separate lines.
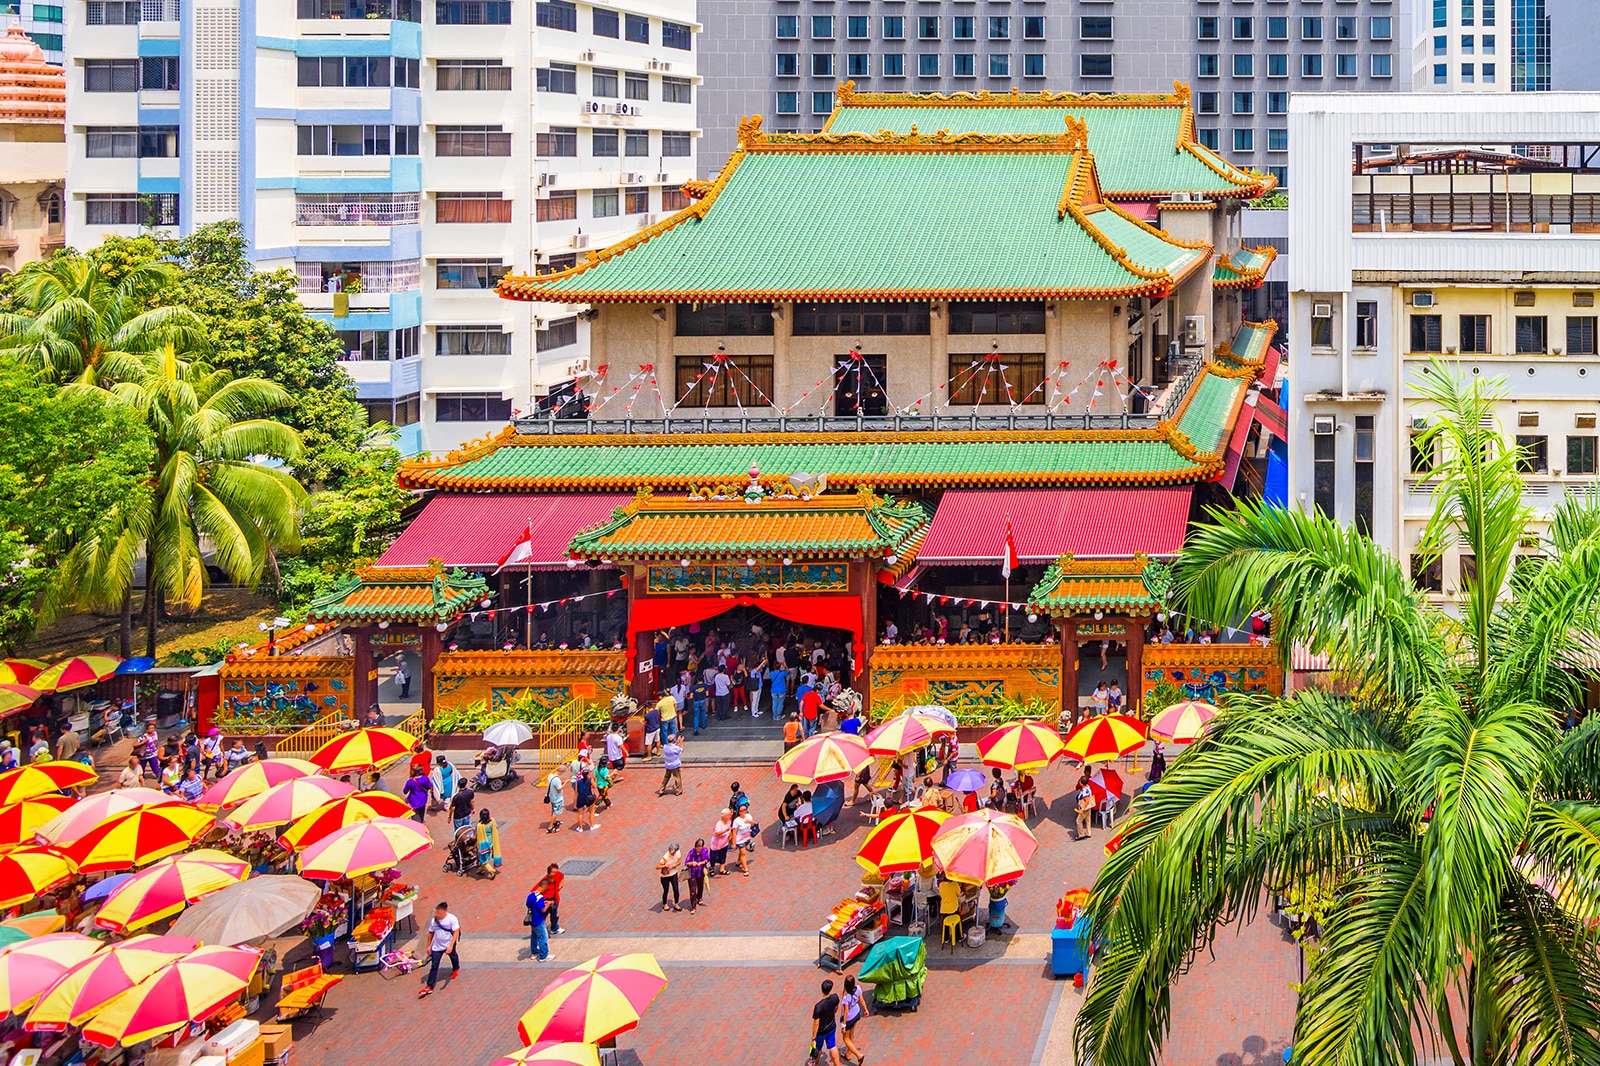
1254, 395, 1289, 440
916, 487, 1192, 563
1261, 343, 1283, 390
1221, 395, 1259, 488
1115, 200, 1160, 221
376, 493, 633, 570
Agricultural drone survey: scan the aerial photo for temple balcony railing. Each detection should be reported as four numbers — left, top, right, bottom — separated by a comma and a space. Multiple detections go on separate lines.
510, 411, 1163, 436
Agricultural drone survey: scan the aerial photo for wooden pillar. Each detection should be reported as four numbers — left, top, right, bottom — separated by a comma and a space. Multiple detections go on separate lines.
857, 560, 876, 716
1126, 617, 1145, 716
419, 627, 442, 724
1060, 618, 1078, 724
353, 627, 378, 716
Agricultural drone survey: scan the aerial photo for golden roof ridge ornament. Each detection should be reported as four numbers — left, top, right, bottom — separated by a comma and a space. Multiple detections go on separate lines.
1063, 115, 1089, 153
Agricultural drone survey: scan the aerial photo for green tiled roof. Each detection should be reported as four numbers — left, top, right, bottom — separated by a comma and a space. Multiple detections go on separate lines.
1176, 371, 1249, 455
507, 147, 1206, 304
827, 102, 1265, 198
1213, 246, 1276, 287
307, 566, 489, 626
1226, 320, 1276, 364
1028, 557, 1174, 614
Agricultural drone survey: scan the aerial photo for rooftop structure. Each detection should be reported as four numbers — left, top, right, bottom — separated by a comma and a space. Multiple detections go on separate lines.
0, 22, 64, 270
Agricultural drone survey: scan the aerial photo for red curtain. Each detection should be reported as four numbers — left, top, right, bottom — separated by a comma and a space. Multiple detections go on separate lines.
626, 594, 862, 659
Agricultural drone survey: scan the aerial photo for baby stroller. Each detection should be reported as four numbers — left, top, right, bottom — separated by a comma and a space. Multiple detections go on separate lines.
442, 825, 481, 877
857, 936, 926, 1012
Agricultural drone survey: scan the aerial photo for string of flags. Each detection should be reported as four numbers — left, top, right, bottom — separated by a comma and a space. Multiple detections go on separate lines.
459, 585, 626, 625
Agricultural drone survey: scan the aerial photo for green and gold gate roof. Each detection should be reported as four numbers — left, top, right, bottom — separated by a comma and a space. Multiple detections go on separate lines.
1028, 554, 1174, 615
307, 564, 490, 626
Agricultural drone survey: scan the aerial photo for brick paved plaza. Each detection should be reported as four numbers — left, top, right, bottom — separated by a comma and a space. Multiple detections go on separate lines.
288, 759, 1298, 1066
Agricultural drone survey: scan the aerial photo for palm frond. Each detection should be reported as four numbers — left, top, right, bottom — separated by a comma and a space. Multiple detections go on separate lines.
1488, 883, 1600, 1066
1522, 800, 1600, 925
1550, 715, 1600, 803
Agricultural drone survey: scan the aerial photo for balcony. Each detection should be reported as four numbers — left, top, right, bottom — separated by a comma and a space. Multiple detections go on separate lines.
296, 0, 418, 22
294, 195, 420, 227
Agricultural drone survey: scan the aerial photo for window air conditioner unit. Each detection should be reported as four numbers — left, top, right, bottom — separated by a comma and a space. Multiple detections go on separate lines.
654, 172, 668, 183
622, 171, 644, 184
1312, 302, 1332, 318
1578, 413, 1598, 429
1575, 292, 1595, 308
571, 234, 589, 250
1312, 415, 1336, 435
616, 102, 640, 117
580, 50, 595, 61
1183, 315, 1206, 345
1412, 291, 1435, 308
648, 59, 663, 70
1518, 411, 1540, 427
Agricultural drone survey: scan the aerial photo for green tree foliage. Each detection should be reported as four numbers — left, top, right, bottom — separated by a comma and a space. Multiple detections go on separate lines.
0, 364, 152, 653
1075, 361, 1600, 1066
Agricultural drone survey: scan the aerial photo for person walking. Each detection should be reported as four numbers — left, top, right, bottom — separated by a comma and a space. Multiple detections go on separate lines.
657, 736, 683, 797
395, 658, 411, 699
712, 666, 731, 724
545, 766, 566, 833
116, 756, 141, 790
450, 783, 476, 833
524, 885, 549, 961
769, 665, 788, 721
807, 979, 842, 1066
730, 663, 748, 716
475, 808, 502, 879
732, 805, 756, 876
839, 974, 867, 1064
685, 838, 710, 913
573, 764, 598, 832
418, 903, 460, 998
747, 658, 765, 717
1074, 781, 1095, 840
429, 755, 457, 813
643, 701, 662, 761
536, 863, 565, 935
656, 843, 683, 912
709, 809, 734, 876
605, 725, 627, 780
594, 758, 613, 810
402, 766, 432, 823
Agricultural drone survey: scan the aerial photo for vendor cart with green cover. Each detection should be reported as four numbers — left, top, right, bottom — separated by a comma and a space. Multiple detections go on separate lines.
857, 935, 926, 1011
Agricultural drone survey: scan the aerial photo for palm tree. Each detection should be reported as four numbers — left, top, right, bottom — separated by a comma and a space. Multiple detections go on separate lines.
1075, 361, 1600, 1066
0, 256, 208, 387
61, 348, 307, 658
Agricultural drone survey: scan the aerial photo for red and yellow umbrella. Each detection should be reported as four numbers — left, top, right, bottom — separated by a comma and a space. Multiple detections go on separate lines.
854, 807, 952, 875
2, 911, 64, 938
774, 733, 872, 785
296, 817, 430, 879
31, 656, 122, 695
0, 685, 42, 716
63, 805, 217, 873
0, 762, 100, 807
1147, 701, 1218, 744
0, 847, 78, 908
977, 720, 1066, 771
930, 809, 1039, 887
0, 796, 76, 847
1062, 714, 1147, 765
34, 790, 175, 847
93, 850, 249, 933
220, 777, 356, 832
277, 791, 412, 852
491, 1045, 600, 1066
308, 727, 416, 774
195, 759, 321, 810
1085, 767, 1124, 804
80, 945, 261, 1048
0, 661, 47, 687
863, 713, 954, 756
516, 953, 667, 1046
26, 934, 199, 1032
0, 933, 104, 1014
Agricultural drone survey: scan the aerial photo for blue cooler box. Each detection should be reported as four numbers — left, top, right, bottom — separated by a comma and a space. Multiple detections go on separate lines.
1050, 917, 1091, 977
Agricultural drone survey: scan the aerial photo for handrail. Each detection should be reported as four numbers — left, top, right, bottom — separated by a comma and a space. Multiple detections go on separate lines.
511, 410, 1161, 436
534, 698, 586, 787
272, 709, 351, 757
394, 708, 424, 742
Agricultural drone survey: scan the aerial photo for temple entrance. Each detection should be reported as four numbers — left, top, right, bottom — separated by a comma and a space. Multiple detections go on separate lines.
1074, 634, 1129, 716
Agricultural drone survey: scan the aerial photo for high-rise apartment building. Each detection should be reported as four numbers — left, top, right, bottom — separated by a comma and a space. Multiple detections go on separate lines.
64, 0, 699, 454
5, 2, 65, 63
698, 1, 1411, 190
1413, 0, 1599, 93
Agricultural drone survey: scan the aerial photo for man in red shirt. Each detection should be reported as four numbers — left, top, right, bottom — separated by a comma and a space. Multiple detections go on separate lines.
536, 862, 565, 935
799, 687, 824, 737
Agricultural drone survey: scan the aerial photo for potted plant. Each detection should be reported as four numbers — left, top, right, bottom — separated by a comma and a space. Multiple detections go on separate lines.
300, 894, 345, 967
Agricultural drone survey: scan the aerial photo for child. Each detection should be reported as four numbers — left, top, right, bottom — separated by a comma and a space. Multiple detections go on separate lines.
595, 757, 613, 810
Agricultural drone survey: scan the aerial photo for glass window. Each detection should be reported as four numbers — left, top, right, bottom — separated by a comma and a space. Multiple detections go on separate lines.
435, 2, 510, 24
1197, 128, 1219, 150
1233, 16, 1253, 40
435, 259, 507, 291
810, 14, 832, 39
1459, 314, 1491, 353
1303, 54, 1324, 77
591, 188, 619, 217
1371, 17, 1392, 40
1462, 0, 1475, 25
85, 127, 137, 157
1233, 91, 1254, 114
1434, 63, 1447, 84
794, 302, 931, 336
775, 91, 798, 114
1267, 128, 1287, 152
1337, 53, 1359, 77
989, 53, 1009, 77
883, 53, 904, 77
1412, 434, 1437, 474
536, 320, 579, 351
1515, 316, 1547, 353
662, 188, 689, 212
811, 91, 833, 114
1336, 16, 1357, 39
1434, 0, 1446, 27
86, 2, 139, 25
1314, 434, 1335, 518
437, 59, 509, 91
953, 53, 974, 77
1302, 17, 1323, 40
949, 352, 1045, 405
623, 130, 647, 155
1198, 54, 1219, 77
775, 14, 797, 38
1411, 314, 1443, 352
1198, 16, 1218, 40
1462, 34, 1475, 53
1482, 61, 1496, 79
32, 5, 63, 21
1569, 436, 1599, 475
624, 12, 647, 42
140, 56, 178, 90
1566, 316, 1597, 355
625, 72, 648, 100
536, 189, 577, 221
1311, 307, 1334, 347
1081, 54, 1111, 77
1023, 16, 1044, 40
1410, 555, 1444, 593
918, 15, 938, 39
1268, 53, 1288, 77
1268, 16, 1288, 39
1483, 0, 1496, 26
592, 7, 617, 37
948, 301, 1045, 334
952, 15, 974, 39
662, 76, 690, 103
435, 393, 512, 422
435, 192, 510, 223
1435, 35, 1448, 55
776, 53, 798, 76
1233, 128, 1254, 152
662, 19, 690, 48
847, 15, 868, 39
1023, 53, 1044, 77
1483, 34, 1495, 53
536, 63, 576, 93
675, 354, 774, 407
1080, 16, 1111, 39
591, 68, 617, 97
1356, 302, 1378, 347
1355, 414, 1374, 536
437, 326, 511, 356
988, 16, 1009, 39
675, 302, 775, 336
1267, 91, 1288, 113
660, 131, 690, 157
812, 53, 833, 77
1198, 92, 1219, 115
624, 187, 648, 215
1462, 63, 1475, 82
882, 16, 903, 39
918, 53, 939, 77
1234, 53, 1254, 76
438, 125, 511, 156
1514, 435, 1548, 473
1371, 54, 1392, 77
534, 0, 574, 31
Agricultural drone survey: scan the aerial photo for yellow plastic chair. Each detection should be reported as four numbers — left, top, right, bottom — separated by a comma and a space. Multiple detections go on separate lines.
938, 881, 964, 951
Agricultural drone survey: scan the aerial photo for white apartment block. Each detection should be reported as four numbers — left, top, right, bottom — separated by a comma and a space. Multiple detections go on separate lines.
64, 0, 699, 454
1412, 0, 1509, 91
1288, 92, 1600, 597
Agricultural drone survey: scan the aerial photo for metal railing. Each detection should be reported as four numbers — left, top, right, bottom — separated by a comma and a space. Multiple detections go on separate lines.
511, 410, 1162, 436
533, 698, 586, 787
294, 195, 421, 227
273, 709, 351, 757
394, 708, 424, 742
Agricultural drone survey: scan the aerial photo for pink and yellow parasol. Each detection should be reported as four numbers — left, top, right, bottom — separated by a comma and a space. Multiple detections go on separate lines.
863, 713, 954, 756
0, 762, 99, 807
774, 733, 873, 785
0, 847, 78, 908
1061, 714, 1147, 765
93, 850, 250, 933
0, 796, 76, 848
977, 720, 1066, 770
277, 791, 413, 852
930, 809, 1039, 886
516, 953, 667, 1046
854, 807, 952, 875
0, 685, 41, 716
0, 933, 104, 1014
195, 759, 321, 810
296, 817, 431, 879
1147, 701, 1218, 744
63, 805, 217, 873
33, 790, 176, 847
80, 945, 261, 1048
26, 934, 199, 1032
307, 727, 416, 774
31, 656, 122, 695
492, 1045, 600, 1066
220, 777, 356, 831
0, 661, 47, 687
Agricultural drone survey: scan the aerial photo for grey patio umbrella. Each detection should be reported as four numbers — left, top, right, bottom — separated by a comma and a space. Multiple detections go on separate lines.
168, 875, 323, 945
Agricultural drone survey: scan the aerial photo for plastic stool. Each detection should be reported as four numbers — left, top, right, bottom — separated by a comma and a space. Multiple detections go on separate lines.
941, 913, 963, 951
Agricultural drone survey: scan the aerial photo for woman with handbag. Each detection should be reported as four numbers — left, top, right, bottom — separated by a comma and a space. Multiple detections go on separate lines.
656, 843, 684, 912
685, 839, 710, 913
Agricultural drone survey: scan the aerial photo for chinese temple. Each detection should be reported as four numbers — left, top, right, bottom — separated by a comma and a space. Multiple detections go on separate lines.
223, 85, 1290, 733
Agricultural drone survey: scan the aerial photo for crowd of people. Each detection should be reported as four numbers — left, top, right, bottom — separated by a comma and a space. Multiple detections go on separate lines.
648, 622, 854, 721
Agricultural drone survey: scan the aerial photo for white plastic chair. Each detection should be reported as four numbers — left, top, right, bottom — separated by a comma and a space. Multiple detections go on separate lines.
781, 820, 800, 848
1095, 795, 1118, 829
